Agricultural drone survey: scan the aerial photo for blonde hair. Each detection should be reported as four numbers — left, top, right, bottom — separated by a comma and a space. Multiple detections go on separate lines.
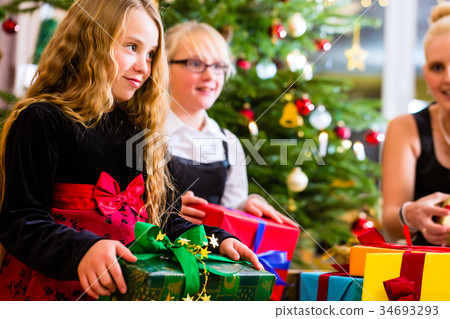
166, 21, 235, 79
424, 2, 450, 50
0, 0, 172, 228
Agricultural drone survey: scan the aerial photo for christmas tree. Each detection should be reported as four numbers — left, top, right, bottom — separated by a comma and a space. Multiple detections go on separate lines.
160, 0, 384, 259
1, 0, 385, 265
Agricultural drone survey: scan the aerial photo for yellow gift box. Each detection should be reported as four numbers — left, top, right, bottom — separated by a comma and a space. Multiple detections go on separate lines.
362, 252, 450, 301
349, 245, 405, 276
349, 245, 424, 276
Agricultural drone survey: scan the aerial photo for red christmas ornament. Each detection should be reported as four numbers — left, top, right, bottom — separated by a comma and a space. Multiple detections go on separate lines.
364, 129, 385, 145
315, 38, 331, 51
272, 23, 287, 39
352, 216, 375, 237
239, 109, 255, 121
295, 98, 315, 115
2, 18, 20, 34
334, 125, 351, 140
237, 58, 252, 70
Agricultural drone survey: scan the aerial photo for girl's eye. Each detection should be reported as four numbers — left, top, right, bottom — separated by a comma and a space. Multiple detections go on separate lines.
147, 51, 156, 59
125, 44, 137, 52
429, 63, 444, 72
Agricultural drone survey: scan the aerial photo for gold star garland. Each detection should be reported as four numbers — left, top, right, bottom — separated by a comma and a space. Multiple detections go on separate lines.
158, 233, 221, 301
344, 21, 368, 71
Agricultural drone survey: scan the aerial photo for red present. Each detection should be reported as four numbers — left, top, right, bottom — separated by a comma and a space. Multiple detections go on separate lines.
190, 203, 300, 300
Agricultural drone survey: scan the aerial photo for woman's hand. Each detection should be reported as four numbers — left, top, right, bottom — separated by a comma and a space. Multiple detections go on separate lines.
78, 240, 137, 299
180, 191, 208, 224
244, 194, 298, 227
219, 238, 264, 270
404, 192, 450, 245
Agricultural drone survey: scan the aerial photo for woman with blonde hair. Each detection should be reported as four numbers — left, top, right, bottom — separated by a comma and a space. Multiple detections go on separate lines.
165, 21, 296, 226
0, 1, 260, 301
382, 3, 450, 245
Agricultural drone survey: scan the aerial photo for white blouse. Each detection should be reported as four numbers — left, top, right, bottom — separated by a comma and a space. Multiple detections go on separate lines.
165, 109, 248, 209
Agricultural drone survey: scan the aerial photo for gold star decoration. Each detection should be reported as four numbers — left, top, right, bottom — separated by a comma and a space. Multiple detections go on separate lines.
182, 294, 193, 301
200, 246, 210, 259
201, 294, 211, 301
156, 231, 166, 241
344, 22, 368, 72
178, 238, 191, 246
209, 234, 219, 248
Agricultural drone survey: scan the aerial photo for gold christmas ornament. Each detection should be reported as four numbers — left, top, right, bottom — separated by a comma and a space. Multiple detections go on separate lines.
286, 167, 308, 192
344, 22, 368, 71
279, 102, 299, 128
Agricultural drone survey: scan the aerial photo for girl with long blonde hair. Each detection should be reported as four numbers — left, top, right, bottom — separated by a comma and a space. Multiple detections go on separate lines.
0, 0, 260, 301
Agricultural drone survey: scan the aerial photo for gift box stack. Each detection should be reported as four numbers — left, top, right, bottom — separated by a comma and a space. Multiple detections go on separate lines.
114, 222, 275, 301
191, 203, 300, 300
349, 227, 450, 301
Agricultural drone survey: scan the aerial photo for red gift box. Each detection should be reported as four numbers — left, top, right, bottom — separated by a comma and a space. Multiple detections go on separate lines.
190, 203, 300, 300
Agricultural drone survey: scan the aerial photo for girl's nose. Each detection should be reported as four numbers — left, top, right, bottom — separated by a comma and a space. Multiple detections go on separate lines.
134, 55, 150, 75
201, 65, 214, 79
444, 66, 450, 83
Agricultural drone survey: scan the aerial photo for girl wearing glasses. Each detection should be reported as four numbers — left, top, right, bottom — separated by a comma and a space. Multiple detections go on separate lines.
166, 21, 296, 226
0, 2, 261, 301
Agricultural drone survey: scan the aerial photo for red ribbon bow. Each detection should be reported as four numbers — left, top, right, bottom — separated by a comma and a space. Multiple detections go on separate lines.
92, 172, 147, 218
383, 277, 415, 301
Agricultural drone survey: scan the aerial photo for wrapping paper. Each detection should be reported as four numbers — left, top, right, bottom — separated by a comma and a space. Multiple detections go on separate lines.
191, 203, 300, 300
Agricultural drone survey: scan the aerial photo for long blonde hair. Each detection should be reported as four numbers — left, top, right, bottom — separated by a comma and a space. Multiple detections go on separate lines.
424, 3, 450, 50
0, 0, 172, 231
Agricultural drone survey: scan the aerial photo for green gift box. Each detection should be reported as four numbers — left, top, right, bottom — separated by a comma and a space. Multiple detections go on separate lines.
112, 222, 275, 301
115, 256, 275, 301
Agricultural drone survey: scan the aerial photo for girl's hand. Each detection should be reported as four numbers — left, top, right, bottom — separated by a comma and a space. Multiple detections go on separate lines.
180, 191, 208, 224
219, 238, 264, 270
78, 240, 137, 299
405, 192, 450, 245
245, 194, 298, 227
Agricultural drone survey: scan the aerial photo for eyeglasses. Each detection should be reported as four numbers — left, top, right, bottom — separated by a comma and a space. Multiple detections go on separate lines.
170, 59, 228, 75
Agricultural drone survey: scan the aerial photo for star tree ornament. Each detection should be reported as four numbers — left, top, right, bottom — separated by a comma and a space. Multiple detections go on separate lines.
309, 105, 332, 130
344, 22, 368, 71
286, 167, 308, 192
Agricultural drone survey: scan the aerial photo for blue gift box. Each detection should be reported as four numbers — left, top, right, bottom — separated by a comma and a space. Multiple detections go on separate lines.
300, 272, 363, 301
